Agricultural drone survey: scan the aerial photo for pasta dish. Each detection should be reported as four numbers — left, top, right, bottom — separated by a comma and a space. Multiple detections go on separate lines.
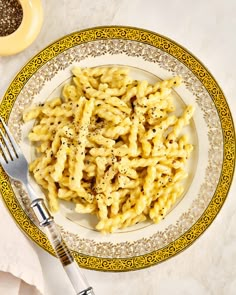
23, 66, 194, 233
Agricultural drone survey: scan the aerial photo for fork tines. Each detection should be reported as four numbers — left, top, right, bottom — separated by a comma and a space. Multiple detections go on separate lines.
0, 116, 20, 163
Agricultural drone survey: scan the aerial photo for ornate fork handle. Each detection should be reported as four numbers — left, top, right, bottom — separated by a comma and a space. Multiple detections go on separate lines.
31, 198, 94, 295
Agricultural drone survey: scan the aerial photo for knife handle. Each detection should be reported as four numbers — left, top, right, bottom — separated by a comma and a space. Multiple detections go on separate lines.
31, 198, 95, 295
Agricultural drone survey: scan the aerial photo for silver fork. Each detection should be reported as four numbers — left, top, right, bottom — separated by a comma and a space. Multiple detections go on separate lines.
0, 116, 95, 295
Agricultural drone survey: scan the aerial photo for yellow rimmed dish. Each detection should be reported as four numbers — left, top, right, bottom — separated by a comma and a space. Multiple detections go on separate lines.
0, 0, 43, 56
0, 26, 235, 271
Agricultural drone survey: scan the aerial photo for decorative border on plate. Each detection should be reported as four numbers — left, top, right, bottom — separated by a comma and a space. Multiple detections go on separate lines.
0, 26, 235, 271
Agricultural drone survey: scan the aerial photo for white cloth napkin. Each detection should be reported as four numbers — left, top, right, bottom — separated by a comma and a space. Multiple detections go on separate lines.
0, 198, 44, 295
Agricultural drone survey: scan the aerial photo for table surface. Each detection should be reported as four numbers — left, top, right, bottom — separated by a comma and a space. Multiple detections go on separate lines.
1, 0, 236, 294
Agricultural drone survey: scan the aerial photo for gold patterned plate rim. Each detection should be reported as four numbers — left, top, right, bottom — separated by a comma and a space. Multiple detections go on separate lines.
0, 26, 235, 271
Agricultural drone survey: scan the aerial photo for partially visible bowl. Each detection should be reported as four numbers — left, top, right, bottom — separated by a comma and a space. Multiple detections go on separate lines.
0, 0, 43, 56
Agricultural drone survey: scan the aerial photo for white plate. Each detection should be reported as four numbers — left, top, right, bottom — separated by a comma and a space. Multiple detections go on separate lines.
0, 26, 234, 271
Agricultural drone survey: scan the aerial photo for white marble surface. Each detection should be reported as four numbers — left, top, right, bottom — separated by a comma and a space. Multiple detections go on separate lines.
0, 0, 236, 294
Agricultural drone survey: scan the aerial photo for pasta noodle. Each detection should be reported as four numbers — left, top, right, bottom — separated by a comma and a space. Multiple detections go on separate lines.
24, 66, 195, 234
